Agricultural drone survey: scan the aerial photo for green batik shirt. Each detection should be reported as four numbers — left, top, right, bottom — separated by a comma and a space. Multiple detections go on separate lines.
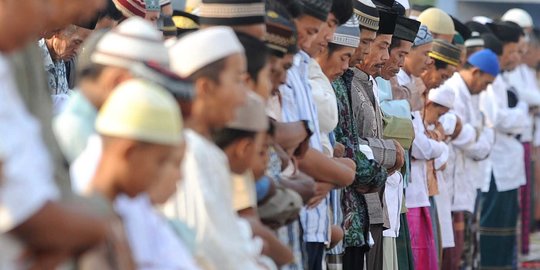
332, 69, 388, 249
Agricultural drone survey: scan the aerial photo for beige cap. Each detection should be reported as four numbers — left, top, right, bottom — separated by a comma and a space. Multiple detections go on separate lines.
227, 91, 269, 132
417, 8, 455, 36
96, 79, 183, 145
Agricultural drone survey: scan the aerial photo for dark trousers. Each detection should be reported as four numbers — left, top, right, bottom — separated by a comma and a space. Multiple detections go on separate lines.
343, 247, 365, 270
367, 224, 383, 270
305, 242, 325, 270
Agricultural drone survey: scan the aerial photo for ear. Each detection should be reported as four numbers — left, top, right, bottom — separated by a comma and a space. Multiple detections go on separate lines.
234, 138, 254, 159
471, 67, 482, 77
121, 140, 140, 164
245, 76, 256, 91
194, 77, 214, 100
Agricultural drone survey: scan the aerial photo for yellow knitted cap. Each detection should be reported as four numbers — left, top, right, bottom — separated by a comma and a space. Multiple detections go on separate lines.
96, 79, 183, 145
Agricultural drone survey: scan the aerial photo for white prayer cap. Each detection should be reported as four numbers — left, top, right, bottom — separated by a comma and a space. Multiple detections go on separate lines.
428, 84, 455, 109
169, 26, 244, 78
502, 8, 533, 28
472, 16, 493, 25
96, 79, 183, 145
91, 17, 170, 69
331, 16, 361, 48
227, 91, 269, 132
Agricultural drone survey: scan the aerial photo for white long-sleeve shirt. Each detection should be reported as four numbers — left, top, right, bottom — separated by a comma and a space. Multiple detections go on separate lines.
506, 64, 540, 143
406, 111, 447, 208
443, 73, 495, 212
479, 74, 528, 192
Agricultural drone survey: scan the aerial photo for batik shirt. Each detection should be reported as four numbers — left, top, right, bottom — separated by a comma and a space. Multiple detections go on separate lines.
332, 69, 387, 249
38, 39, 70, 96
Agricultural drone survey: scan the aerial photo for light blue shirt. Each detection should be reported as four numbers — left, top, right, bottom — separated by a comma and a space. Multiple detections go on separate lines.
279, 51, 329, 244
376, 77, 412, 119
53, 91, 97, 163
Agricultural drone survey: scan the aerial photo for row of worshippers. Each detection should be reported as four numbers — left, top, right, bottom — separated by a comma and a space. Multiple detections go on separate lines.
2, 0, 540, 270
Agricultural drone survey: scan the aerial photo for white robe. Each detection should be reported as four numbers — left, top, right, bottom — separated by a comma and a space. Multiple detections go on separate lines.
71, 135, 200, 270
406, 111, 447, 208
479, 74, 527, 192
162, 130, 265, 270
443, 73, 494, 212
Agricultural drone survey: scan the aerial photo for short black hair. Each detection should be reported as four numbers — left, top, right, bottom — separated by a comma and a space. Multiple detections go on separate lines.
78, 63, 106, 81
389, 37, 402, 52
213, 128, 256, 149
433, 58, 449, 70
461, 61, 486, 76
327, 42, 348, 57
236, 31, 269, 83
481, 33, 503, 56
276, 0, 303, 18
187, 57, 227, 83
331, 0, 354, 25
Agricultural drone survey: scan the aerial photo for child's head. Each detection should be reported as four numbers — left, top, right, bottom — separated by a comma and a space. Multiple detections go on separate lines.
213, 92, 269, 175
252, 121, 275, 179
148, 140, 187, 205
424, 84, 454, 125
96, 79, 183, 198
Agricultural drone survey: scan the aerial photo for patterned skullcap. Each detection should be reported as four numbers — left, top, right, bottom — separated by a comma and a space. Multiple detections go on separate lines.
199, 0, 266, 26
113, 0, 146, 18
331, 16, 361, 48
145, 0, 160, 11
429, 39, 462, 67
354, 0, 380, 31
265, 1, 297, 57
413, 24, 432, 47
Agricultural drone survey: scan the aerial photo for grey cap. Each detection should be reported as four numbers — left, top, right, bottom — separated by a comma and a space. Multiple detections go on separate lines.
331, 15, 361, 48
227, 91, 269, 132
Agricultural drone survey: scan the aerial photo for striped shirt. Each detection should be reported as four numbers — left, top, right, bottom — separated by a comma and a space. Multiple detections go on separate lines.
279, 51, 329, 244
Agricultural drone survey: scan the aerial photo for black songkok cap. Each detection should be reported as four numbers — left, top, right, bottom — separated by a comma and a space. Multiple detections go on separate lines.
393, 16, 421, 43
377, 9, 398, 35
300, 0, 332, 22
486, 21, 522, 43
465, 21, 491, 35
199, 0, 266, 26
482, 33, 503, 56
265, 1, 297, 57
451, 16, 471, 41
372, 0, 395, 9
391, 1, 406, 16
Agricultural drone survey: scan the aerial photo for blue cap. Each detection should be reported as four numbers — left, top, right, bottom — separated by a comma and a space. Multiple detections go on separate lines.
467, 49, 500, 77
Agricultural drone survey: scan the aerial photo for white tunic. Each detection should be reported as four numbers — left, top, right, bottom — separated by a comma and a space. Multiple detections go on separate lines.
115, 194, 200, 270
406, 111, 447, 208
71, 136, 200, 270
0, 53, 59, 267
443, 73, 494, 212
162, 130, 264, 270
505, 64, 540, 143
309, 60, 338, 156
479, 74, 527, 192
